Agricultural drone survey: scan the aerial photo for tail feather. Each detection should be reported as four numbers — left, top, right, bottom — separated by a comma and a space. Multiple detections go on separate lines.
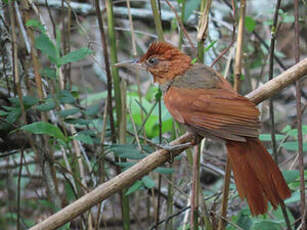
226, 138, 291, 216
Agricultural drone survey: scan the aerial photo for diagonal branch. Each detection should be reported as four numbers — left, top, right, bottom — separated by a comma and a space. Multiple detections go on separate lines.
30, 58, 307, 230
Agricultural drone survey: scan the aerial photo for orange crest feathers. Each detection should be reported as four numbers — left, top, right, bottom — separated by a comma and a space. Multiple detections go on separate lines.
140, 42, 182, 62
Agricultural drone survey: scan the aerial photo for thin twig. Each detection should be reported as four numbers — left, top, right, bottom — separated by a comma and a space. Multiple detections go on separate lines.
106, 0, 122, 130
233, 0, 245, 92
45, 0, 56, 38
220, 0, 287, 70
17, 149, 24, 230
197, 0, 212, 43
94, 0, 116, 143
210, 23, 235, 67
191, 145, 200, 229
150, 206, 190, 230
294, 1, 306, 229
164, 0, 194, 49
197, 0, 207, 63
178, 0, 186, 49
268, 0, 281, 163
218, 1, 239, 223
208, 3, 236, 67
136, 100, 158, 137
150, 0, 164, 41
217, 159, 231, 230
267, 1, 292, 228
127, 107, 142, 151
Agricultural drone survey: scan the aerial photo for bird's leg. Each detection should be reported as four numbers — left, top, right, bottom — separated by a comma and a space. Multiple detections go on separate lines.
156, 134, 202, 163
157, 142, 194, 151
157, 133, 202, 151
157, 142, 193, 164
190, 133, 203, 145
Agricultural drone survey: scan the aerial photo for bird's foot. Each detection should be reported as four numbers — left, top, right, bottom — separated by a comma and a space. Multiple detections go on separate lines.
190, 134, 203, 145
157, 142, 194, 163
158, 142, 194, 151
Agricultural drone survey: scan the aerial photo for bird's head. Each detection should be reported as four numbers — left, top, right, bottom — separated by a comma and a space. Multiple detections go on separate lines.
115, 42, 192, 84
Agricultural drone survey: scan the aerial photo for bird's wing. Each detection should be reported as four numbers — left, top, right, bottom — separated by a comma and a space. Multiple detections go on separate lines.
164, 87, 260, 142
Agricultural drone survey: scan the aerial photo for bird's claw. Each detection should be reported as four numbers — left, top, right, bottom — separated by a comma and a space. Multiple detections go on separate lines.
158, 142, 193, 151
157, 142, 194, 163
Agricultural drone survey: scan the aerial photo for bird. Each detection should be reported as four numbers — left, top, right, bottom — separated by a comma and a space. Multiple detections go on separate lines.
115, 41, 291, 216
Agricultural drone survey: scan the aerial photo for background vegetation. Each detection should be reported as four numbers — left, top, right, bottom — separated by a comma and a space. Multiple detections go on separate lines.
0, 0, 306, 229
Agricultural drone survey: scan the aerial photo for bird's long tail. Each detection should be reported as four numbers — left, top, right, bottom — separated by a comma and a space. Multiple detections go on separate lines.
226, 138, 291, 215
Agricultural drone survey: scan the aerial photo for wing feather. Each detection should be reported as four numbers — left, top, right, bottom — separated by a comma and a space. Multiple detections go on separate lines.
164, 87, 260, 141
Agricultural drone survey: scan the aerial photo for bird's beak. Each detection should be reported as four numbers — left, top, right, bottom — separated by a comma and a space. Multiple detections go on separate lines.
114, 59, 146, 70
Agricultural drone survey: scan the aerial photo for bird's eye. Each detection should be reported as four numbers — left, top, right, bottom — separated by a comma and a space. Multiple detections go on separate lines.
147, 57, 159, 66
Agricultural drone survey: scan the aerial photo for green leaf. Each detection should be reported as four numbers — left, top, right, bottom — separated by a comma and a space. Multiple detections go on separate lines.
23, 96, 39, 108
6, 108, 21, 123
60, 47, 92, 65
142, 176, 156, 189
285, 191, 300, 204
154, 167, 174, 175
154, 88, 162, 101
58, 108, 80, 118
64, 182, 75, 202
281, 125, 291, 133
84, 104, 100, 116
0, 110, 8, 116
65, 118, 92, 125
41, 67, 57, 79
9, 96, 39, 108
117, 162, 135, 169
126, 181, 143, 195
38, 199, 57, 210
283, 15, 295, 23
35, 33, 58, 64
36, 99, 56, 111
252, 220, 282, 230
191, 57, 198, 64
26, 19, 45, 32
236, 210, 252, 230
282, 170, 299, 184
285, 126, 307, 137
118, 152, 145, 160
73, 133, 94, 145
57, 90, 76, 104
2, 105, 16, 111
245, 16, 256, 32
81, 91, 107, 106
259, 134, 285, 141
282, 141, 307, 152
56, 29, 61, 54
21, 121, 66, 142
204, 40, 217, 53
184, 0, 200, 22
109, 144, 147, 160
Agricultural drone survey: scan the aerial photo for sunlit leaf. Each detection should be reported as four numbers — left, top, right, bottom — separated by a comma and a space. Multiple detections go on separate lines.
35, 33, 59, 64
245, 16, 256, 32
126, 181, 143, 195
142, 176, 156, 189
60, 47, 92, 65
21, 121, 66, 142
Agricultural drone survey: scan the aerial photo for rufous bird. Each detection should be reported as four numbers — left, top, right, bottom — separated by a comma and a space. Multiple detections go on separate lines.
116, 41, 291, 215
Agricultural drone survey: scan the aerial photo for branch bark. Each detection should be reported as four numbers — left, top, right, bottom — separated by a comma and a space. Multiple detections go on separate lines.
29, 58, 307, 230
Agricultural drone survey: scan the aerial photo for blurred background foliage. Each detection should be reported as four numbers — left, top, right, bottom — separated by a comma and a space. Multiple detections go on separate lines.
0, 0, 306, 229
